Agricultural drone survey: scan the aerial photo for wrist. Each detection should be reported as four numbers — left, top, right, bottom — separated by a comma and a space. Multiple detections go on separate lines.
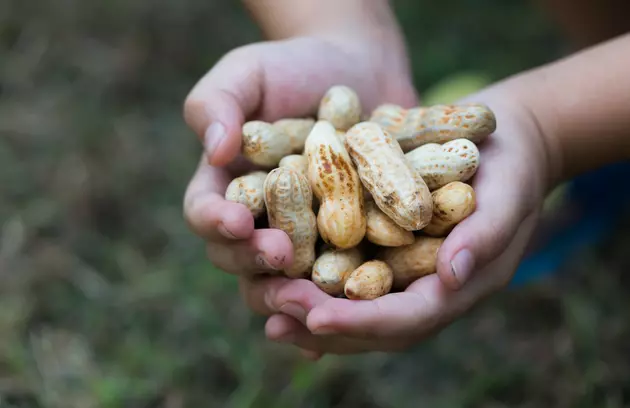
460, 75, 564, 197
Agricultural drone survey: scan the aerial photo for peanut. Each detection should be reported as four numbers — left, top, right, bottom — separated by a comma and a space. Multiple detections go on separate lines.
318, 85, 362, 131
242, 120, 292, 167
224, 171, 268, 218
305, 120, 367, 249
344, 121, 433, 231
369, 103, 496, 151
279, 154, 308, 177
335, 130, 346, 144
423, 181, 476, 237
312, 247, 363, 296
405, 139, 480, 190
263, 167, 318, 278
365, 200, 414, 247
273, 118, 315, 153
378, 236, 444, 290
344, 260, 393, 300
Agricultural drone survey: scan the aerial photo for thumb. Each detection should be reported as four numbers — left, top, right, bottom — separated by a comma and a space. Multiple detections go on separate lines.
183, 48, 263, 167
435, 146, 541, 291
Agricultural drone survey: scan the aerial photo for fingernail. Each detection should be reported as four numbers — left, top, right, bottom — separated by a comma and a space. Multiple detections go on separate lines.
255, 253, 279, 271
217, 222, 237, 239
279, 302, 306, 322
450, 249, 475, 287
204, 122, 225, 162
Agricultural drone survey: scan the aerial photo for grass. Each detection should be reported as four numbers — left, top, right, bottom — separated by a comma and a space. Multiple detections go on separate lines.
1, 0, 629, 406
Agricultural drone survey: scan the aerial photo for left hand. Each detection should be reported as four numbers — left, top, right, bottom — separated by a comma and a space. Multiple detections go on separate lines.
240, 84, 558, 359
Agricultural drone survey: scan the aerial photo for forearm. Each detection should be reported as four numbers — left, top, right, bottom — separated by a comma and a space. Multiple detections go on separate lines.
241, 0, 406, 51
505, 32, 630, 182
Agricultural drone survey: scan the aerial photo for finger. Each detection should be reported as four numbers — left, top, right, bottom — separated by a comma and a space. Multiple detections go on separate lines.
304, 213, 538, 340
207, 228, 294, 276
435, 137, 540, 290
264, 315, 323, 360
183, 48, 263, 167
239, 275, 332, 320
183, 156, 255, 241
265, 315, 386, 355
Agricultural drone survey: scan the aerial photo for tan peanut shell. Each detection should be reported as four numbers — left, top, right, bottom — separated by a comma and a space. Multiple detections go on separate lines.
312, 248, 363, 296
405, 139, 480, 190
344, 260, 393, 300
224, 171, 268, 218
318, 85, 362, 131
279, 154, 308, 177
305, 120, 367, 249
423, 182, 476, 237
273, 118, 315, 153
369, 103, 496, 152
369, 104, 406, 131
263, 167, 318, 278
242, 121, 292, 167
379, 237, 445, 290
344, 121, 433, 231
365, 200, 414, 247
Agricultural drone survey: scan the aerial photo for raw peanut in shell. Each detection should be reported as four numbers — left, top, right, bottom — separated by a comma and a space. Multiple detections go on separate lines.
365, 200, 414, 247
344, 260, 394, 300
369, 104, 406, 133
305, 120, 367, 249
318, 85, 362, 131
405, 139, 480, 190
369, 103, 496, 152
335, 130, 346, 144
344, 121, 433, 231
263, 167, 318, 278
312, 248, 363, 296
273, 118, 316, 153
242, 121, 292, 167
224, 171, 268, 218
398, 104, 496, 151
423, 181, 476, 237
279, 154, 308, 177
379, 236, 445, 290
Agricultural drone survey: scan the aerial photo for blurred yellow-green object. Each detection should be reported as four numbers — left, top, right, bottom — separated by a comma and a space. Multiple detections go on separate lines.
421, 72, 492, 105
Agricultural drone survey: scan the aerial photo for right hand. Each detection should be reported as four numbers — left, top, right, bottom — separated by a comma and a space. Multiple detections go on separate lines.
183, 35, 418, 279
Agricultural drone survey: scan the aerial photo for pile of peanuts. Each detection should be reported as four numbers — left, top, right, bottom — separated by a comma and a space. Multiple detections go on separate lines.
225, 85, 495, 300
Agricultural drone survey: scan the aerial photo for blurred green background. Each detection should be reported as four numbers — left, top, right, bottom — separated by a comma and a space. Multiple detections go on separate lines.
2, 0, 630, 407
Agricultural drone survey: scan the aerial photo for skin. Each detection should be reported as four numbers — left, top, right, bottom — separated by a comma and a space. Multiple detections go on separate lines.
183, 0, 630, 359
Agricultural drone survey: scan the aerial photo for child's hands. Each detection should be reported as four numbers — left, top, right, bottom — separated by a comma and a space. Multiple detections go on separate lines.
182, 35, 416, 277
238, 87, 557, 358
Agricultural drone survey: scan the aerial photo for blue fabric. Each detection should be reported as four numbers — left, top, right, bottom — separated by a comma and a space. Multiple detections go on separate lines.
509, 161, 630, 287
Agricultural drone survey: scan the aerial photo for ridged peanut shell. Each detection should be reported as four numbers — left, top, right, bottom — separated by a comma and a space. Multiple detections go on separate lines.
311, 248, 363, 296
397, 104, 496, 151
423, 182, 476, 237
318, 85, 362, 131
224, 171, 268, 218
405, 139, 480, 190
344, 260, 393, 300
279, 154, 308, 177
273, 118, 315, 153
379, 237, 444, 290
365, 200, 414, 247
305, 120, 366, 249
263, 167, 318, 278
344, 121, 433, 231
242, 121, 292, 167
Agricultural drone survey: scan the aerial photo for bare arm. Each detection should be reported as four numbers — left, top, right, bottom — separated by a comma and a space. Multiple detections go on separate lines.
241, 0, 408, 53
490, 32, 630, 183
